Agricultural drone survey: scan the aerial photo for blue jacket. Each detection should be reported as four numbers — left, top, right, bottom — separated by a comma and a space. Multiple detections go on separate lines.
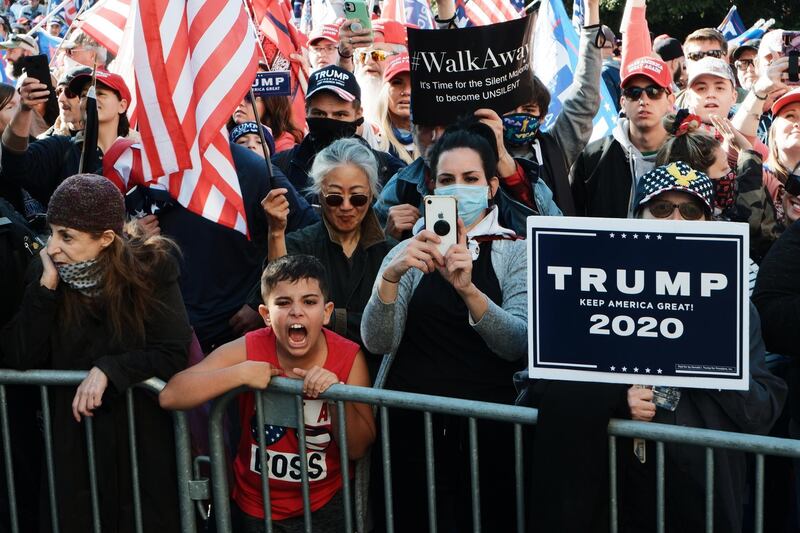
373, 157, 562, 238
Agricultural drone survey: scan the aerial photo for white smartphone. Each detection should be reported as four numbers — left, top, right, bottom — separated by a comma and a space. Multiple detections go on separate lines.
424, 195, 458, 256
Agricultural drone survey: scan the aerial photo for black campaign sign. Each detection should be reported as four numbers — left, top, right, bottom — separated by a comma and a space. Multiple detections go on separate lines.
407, 16, 535, 126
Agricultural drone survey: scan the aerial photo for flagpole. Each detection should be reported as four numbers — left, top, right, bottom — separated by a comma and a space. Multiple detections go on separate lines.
24, 0, 74, 36
78, 62, 98, 173
46, 0, 94, 67
242, 0, 275, 190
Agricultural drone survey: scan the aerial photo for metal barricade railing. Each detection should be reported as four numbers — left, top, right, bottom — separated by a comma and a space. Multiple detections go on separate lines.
208, 377, 800, 533
0, 369, 196, 533
2, 369, 800, 533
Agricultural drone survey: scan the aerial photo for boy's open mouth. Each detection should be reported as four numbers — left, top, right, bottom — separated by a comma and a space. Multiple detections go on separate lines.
288, 324, 308, 346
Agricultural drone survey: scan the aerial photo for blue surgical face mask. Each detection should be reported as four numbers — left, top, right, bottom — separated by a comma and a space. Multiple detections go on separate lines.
435, 184, 489, 227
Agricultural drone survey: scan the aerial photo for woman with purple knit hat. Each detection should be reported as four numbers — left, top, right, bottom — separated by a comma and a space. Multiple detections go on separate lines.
0, 174, 191, 532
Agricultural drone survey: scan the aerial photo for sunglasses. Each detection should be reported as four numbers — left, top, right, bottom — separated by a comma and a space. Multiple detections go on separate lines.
734, 58, 755, 71
356, 49, 395, 63
646, 199, 706, 220
686, 49, 724, 62
622, 85, 668, 100
322, 192, 369, 207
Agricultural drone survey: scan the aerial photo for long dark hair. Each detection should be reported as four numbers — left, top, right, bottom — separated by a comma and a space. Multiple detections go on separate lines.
428, 117, 499, 180
262, 95, 304, 145
60, 222, 178, 344
0, 82, 15, 110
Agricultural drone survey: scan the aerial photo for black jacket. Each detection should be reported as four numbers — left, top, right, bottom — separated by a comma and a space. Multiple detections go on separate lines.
272, 135, 407, 198
249, 210, 395, 377
753, 219, 800, 422
145, 144, 318, 350
0, 256, 191, 533
571, 135, 633, 218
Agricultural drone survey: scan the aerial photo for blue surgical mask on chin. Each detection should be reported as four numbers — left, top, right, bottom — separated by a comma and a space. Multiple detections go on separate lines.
435, 184, 489, 227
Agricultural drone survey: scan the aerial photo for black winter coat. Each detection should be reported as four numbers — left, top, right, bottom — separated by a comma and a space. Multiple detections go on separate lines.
0, 256, 191, 533
571, 135, 634, 218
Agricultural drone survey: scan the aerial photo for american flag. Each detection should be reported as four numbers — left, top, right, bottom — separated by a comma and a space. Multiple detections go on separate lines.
78, 0, 131, 56
62, 0, 79, 25
463, 0, 520, 26
382, 0, 436, 30
134, 0, 259, 234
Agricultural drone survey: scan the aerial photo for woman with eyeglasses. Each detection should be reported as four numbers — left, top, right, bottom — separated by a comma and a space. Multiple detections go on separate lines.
617, 161, 786, 533
260, 137, 395, 373
361, 119, 526, 532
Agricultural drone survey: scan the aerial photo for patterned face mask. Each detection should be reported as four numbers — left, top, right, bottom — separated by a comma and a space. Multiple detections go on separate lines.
56, 259, 103, 297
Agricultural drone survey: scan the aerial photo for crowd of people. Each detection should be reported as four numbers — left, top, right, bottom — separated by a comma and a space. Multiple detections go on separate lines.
0, 0, 799, 531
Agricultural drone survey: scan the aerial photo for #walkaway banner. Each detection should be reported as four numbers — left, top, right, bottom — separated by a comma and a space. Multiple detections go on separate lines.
407, 15, 535, 126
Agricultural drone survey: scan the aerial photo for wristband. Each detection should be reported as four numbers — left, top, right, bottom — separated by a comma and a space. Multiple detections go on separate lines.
754, 91, 768, 101
382, 273, 400, 284
338, 47, 353, 59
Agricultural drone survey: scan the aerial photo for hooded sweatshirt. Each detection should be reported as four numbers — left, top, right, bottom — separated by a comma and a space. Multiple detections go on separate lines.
612, 117, 659, 216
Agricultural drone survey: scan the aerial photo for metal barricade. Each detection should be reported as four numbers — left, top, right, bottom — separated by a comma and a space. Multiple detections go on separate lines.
0, 369, 196, 533
208, 376, 800, 533
2, 369, 800, 533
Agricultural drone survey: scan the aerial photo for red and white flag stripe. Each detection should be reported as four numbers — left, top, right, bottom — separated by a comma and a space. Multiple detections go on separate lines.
465, 0, 520, 25
78, 0, 131, 55
134, 0, 259, 234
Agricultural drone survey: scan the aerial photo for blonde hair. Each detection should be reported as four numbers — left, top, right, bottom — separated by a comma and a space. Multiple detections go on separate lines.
375, 83, 416, 164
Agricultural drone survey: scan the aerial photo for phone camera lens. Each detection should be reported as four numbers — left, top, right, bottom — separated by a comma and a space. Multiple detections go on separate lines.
433, 220, 450, 236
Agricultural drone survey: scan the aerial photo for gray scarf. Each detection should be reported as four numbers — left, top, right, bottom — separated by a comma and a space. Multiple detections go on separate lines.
56, 259, 103, 297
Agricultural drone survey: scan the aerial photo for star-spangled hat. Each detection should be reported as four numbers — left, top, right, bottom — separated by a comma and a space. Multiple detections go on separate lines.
634, 161, 714, 215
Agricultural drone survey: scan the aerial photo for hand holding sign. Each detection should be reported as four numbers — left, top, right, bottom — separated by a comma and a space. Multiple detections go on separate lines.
474, 108, 517, 178
408, 16, 536, 126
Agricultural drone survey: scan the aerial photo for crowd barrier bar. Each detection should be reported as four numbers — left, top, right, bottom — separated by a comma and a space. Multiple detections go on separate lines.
1, 369, 800, 533
0, 369, 196, 533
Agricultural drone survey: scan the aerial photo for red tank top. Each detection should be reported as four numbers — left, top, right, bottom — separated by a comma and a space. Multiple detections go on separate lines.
231, 327, 359, 520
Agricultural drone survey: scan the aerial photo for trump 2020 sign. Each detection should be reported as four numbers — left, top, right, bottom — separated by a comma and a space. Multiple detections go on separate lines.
528, 217, 749, 390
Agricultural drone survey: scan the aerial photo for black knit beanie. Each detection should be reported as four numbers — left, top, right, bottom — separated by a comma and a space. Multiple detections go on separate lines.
47, 174, 126, 235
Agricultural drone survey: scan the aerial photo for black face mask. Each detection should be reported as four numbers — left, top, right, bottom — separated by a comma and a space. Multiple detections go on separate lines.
307, 116, 364, 149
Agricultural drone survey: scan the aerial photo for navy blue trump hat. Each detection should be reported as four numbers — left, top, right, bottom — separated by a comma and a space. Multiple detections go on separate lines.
306, 65, 361, 102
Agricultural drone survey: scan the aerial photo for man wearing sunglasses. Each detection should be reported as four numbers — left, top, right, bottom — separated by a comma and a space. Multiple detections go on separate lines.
339, 19, 407, 128
271, 64, 405, 200
60, 31, 109, 70
572, 56, 675, 218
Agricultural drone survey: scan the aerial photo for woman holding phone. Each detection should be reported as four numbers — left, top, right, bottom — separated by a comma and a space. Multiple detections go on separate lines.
360, 119, 528, 532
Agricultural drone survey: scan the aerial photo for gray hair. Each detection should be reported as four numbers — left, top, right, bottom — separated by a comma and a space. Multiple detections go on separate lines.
307, 138, 381, 198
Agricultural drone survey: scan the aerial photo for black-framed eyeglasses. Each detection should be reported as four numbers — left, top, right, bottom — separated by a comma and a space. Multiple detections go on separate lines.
322, 192, 369, 207
734, 58, 755, 71
646, 199, 706, 220
686, 49, 724, 62
622, 85, 668, 101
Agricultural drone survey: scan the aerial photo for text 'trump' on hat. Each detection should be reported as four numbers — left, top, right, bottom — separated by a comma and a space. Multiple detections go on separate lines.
306, 65, 361, 102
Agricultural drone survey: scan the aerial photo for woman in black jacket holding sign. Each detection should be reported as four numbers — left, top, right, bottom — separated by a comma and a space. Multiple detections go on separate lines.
0, 174, 191, 533
522, 162, 785, 533
621, 162, 785, 533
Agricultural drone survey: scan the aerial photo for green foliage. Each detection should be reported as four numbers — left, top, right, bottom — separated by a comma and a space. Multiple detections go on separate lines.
595, 0, 800, 41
